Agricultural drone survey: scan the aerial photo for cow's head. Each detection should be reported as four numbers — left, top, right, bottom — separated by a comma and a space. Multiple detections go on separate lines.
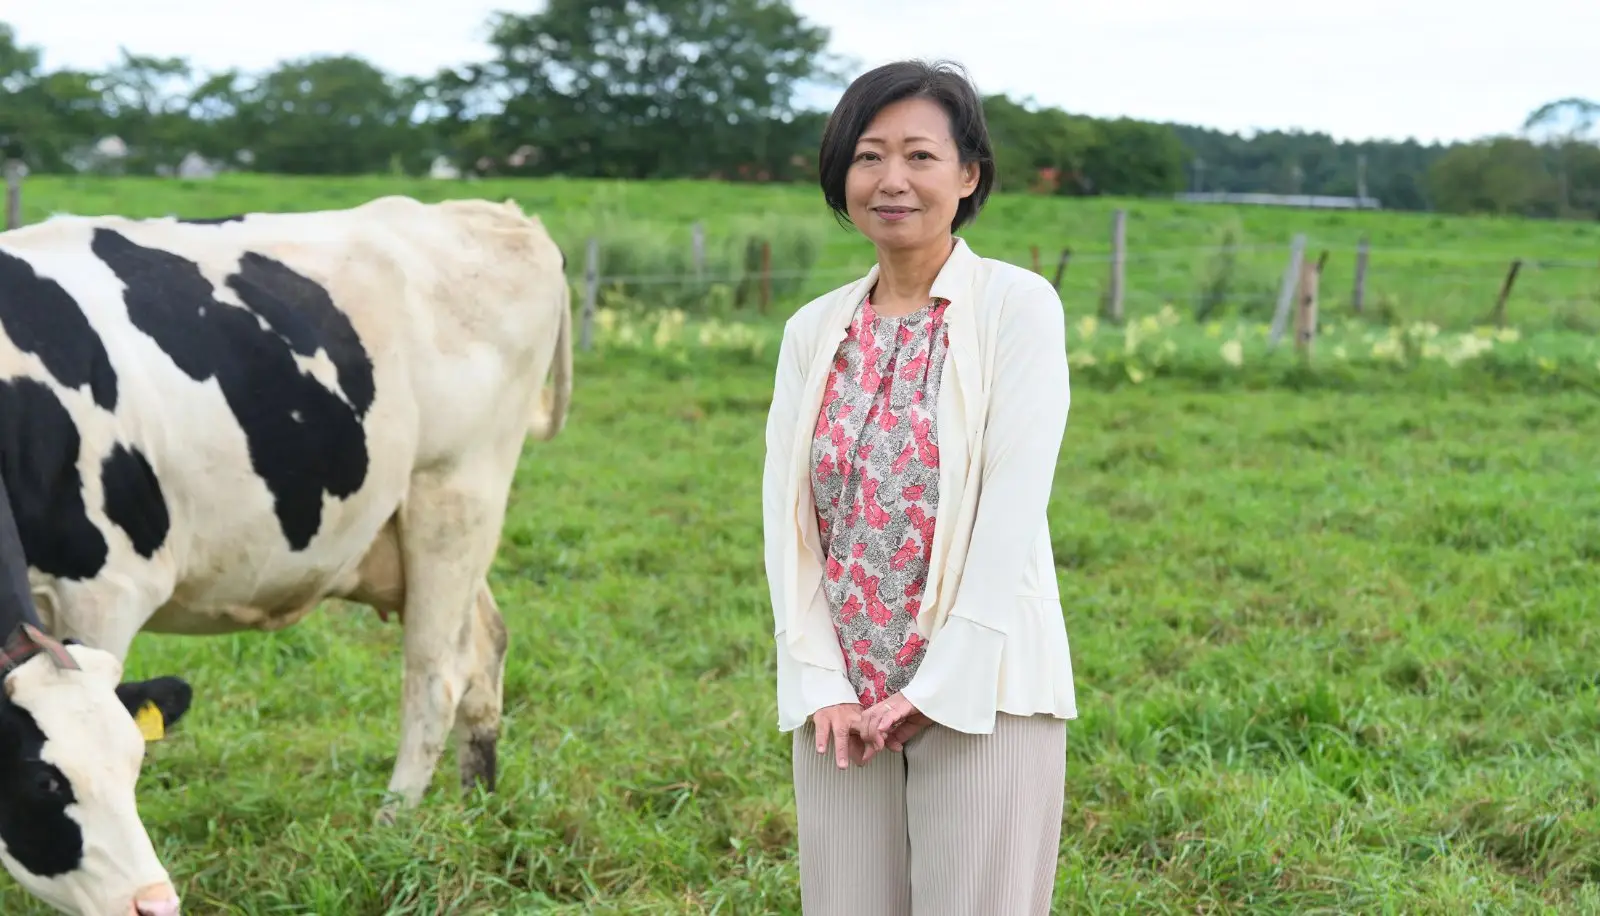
0, 624, 192, 916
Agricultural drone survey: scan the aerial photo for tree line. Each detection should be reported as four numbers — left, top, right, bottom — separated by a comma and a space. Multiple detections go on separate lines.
2, 1, 1596, 220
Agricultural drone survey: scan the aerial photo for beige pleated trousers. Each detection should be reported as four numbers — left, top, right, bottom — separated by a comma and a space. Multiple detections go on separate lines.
791, 712, 1067, 915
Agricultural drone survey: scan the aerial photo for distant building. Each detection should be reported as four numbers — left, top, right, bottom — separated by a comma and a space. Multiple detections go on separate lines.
429, 156, 461, 179
1173, 192, 1382, 210
176, 152, 219, 179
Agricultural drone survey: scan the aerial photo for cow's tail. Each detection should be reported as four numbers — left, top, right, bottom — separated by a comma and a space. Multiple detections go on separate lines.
527, 274, 573, 442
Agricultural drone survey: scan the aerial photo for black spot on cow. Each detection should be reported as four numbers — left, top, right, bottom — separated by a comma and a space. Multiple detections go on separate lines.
100, 444, 168, 559
0, 702, 82, 878
228, 252, 375, 415
89, 229, 373, 551
0, 250, 118, 411
0, 379, 107, 580
177, 214, 244, 225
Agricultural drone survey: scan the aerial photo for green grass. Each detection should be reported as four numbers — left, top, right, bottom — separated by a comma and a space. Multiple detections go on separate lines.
4, 342, 1597, 914
589, 301, 1600, 394
12, 173, 1600, 331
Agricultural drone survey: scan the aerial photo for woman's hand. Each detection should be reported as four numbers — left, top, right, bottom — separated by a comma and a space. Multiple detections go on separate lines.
811, 703, 867, 769
858, 692, 922, 752
860, 711, 933, 763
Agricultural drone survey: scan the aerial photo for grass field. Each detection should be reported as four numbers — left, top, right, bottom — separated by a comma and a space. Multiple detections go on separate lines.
591, 301, 1600, 394
3, 341, 1597, 914
13, 173, 1600, 332
1, 175, 1598, 913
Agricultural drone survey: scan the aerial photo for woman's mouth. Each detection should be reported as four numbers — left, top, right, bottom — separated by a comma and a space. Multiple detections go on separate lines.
874, 206, 914, 221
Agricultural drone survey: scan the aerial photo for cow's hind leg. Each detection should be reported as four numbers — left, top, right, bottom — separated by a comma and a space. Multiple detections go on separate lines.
454, 581, 507, 794
376, 462, 515, 823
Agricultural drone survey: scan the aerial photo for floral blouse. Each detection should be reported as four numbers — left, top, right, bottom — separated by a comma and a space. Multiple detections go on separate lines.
809, 294, 950, 708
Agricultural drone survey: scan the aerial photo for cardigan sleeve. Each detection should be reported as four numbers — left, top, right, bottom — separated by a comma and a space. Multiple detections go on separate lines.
762, 320, 804, 637
764, 319, 859, 729
900, 278, 1071, 732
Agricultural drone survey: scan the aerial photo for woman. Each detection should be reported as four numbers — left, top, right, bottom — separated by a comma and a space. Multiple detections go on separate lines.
761, 59, 1078, 914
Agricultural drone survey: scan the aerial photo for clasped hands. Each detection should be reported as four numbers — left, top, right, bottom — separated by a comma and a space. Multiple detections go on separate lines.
811, 693, 933, 769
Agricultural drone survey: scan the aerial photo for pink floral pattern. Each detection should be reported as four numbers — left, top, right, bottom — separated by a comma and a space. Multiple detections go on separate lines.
810, 294, 949, 707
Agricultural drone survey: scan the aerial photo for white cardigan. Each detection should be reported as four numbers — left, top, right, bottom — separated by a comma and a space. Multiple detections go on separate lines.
762, 237, 1077, 735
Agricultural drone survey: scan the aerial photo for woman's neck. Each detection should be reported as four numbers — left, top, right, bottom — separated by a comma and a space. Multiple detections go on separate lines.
871, 235, 956, 317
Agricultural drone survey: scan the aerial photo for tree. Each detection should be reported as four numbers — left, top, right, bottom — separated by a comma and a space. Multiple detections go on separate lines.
229, 55, 431, 174
1521, 97, 1600, 216
1427, 137, 1561, 217
95, 50, 199, 172
472, 0, 843, 178
1081, 118, 1188, 196
0, 24, 110, 169
983, 95, 1100, 194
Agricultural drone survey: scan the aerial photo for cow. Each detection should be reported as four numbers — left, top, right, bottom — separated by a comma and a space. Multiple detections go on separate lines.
0, 194, 574, 915
0, 470, 193, 916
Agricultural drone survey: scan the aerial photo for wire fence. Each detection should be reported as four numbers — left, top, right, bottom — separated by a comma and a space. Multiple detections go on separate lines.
568, 228, 1600, 350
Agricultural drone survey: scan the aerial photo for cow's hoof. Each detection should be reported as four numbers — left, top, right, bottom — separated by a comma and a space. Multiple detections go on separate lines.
373, 797, 405, 827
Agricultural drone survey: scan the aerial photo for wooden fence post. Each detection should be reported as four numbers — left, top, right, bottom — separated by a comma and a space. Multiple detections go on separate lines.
1294, 256, 1320, 356
1268, 233, 1307, 349
759, 238, 771, 314
1491, 258, 1522, 328
1102, 209, 1125, 322
1351, 236, 1369, 313
579, 237, 599, 351
691, 221, 705, 284
3, 162, 20, 231
1052, 247, 1072, 292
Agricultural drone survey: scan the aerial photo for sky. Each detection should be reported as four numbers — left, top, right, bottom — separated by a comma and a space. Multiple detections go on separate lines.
4, 0, 1597, 144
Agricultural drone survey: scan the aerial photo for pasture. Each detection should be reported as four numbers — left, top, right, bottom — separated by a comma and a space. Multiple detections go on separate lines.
15, 173, 1600, 333
1, 177, 1598, 913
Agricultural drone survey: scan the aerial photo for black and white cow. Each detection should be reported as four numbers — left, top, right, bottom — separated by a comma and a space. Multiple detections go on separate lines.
0, 195, 573, 915
0, 470, 192, 916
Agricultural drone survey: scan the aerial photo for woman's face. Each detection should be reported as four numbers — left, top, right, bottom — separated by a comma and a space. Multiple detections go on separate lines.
844, 96, 979, 253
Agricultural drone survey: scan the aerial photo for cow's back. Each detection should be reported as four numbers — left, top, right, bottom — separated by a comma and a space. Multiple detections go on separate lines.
0, 196, 564, 628
131, 196, 569, 466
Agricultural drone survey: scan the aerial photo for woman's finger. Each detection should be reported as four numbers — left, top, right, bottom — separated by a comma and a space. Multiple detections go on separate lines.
832, 720, 851, 769
887, 715, 930, 751
867, 701, 900, 739
869, 710, 891, 749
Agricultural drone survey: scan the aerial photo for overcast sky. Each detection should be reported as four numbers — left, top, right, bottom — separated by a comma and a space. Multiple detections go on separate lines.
5, 0, 1595, 144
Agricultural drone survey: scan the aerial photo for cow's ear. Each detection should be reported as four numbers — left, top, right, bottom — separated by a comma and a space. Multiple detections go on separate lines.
114, 676, 193, 742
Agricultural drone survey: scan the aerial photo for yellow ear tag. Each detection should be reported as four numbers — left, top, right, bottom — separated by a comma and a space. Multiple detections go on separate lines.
134, 701, 165, 742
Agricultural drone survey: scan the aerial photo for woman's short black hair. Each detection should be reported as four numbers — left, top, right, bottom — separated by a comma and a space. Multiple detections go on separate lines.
817, 59, 996, 233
